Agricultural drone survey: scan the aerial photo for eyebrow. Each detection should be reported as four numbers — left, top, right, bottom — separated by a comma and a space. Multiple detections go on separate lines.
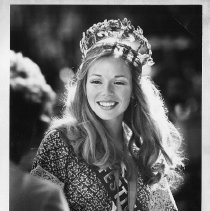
89, 74, 127, 78
89, 74, 102, 77
115, 75, 127, 78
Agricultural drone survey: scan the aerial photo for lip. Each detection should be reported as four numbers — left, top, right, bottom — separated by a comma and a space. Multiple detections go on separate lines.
96, 101, 118, 110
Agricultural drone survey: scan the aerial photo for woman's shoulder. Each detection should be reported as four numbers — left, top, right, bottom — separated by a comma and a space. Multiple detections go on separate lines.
42, 127, 77, 150
40, 129, 66, 149
39, 127, 84, 161
34, 129, 70, 160
34, 129, 77, 163
32, 128, 80, 183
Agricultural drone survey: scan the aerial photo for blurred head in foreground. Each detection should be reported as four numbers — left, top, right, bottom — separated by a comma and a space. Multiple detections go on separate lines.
10, 50, 56, 164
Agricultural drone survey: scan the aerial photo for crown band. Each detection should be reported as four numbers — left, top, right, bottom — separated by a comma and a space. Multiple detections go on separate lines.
80, 18, 154, 67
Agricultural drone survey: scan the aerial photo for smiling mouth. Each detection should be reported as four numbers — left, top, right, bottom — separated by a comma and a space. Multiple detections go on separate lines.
97, 101, 118, 110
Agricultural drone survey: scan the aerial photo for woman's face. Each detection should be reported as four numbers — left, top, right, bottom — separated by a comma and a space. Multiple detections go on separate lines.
86, 56, 132, 123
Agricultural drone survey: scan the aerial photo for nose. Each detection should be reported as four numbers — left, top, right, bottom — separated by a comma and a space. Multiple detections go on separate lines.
103, 81, 114, 95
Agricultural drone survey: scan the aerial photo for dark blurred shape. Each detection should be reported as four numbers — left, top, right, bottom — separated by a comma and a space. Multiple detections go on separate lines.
9, 50, 69, 211
10, 50, 56, 164
10, 162, 69, 211
167, 6, 202, 40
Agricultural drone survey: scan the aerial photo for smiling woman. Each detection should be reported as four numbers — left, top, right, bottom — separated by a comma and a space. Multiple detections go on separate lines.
31, 18, 185, 211
86, 56, 132, 123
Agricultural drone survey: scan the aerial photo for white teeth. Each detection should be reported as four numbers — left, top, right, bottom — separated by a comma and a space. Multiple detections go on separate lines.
98, 102, 116, 107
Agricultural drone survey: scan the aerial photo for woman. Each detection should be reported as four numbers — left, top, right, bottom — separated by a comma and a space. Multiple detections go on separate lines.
31, 18, 184, 211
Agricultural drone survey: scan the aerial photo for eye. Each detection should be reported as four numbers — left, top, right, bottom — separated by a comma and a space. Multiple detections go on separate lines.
114, 81, 126, 85
90, 80, 102, 84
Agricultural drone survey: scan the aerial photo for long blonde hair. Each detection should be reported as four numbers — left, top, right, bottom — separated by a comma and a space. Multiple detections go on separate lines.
50, 46, 185, 189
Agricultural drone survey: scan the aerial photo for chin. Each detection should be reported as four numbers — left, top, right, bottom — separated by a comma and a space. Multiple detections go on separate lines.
99, 116, 118, 121
96, 111, 123, 122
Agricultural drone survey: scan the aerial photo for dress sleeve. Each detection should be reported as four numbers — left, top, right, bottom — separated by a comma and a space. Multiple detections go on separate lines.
31, 130, 70, 189
148, 176, 178, 211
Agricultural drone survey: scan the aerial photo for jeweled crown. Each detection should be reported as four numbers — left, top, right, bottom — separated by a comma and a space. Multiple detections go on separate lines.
80, 18, 154, 67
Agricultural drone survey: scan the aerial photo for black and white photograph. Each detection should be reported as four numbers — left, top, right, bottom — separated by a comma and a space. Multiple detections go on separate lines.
0, 1, 209, 210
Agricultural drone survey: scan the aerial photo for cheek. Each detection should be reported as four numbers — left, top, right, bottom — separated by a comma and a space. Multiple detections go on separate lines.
123, 93, 131, 107
86, 84, 97, 104
121, 87, 132, 104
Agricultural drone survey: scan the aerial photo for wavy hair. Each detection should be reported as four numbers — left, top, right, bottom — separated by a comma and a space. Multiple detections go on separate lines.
50, 46, 185, 190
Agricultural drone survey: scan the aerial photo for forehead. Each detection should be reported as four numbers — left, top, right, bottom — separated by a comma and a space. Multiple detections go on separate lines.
87, 56, 131, 78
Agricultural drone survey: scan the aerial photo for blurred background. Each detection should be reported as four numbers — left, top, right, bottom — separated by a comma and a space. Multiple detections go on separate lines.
10, 5, 201, 211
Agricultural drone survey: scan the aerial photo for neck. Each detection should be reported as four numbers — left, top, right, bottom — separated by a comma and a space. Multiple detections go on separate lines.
103, 117, 124, 146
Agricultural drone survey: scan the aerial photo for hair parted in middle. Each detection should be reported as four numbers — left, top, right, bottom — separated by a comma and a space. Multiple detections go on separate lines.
50, 18, 184, 188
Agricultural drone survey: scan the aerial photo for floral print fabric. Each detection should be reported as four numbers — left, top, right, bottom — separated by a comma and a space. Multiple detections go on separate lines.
31, 130, 178, 211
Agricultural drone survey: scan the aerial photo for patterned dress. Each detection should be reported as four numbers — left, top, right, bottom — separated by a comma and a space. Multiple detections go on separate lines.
31, 129, 178, 211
